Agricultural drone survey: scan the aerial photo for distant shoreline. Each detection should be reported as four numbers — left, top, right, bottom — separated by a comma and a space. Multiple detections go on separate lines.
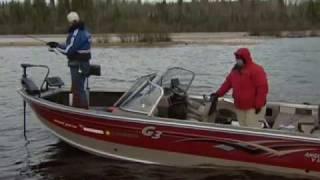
250, 30, 320, 38
0, 31, 317, 47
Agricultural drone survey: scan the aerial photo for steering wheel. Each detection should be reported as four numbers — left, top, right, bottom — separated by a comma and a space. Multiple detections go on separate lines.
168, 78, 185, 95
173, 85, 186, 94
164, 85, 185, 96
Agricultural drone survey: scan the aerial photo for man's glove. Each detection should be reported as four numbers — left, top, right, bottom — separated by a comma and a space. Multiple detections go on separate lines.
210, 93, 218, 101
46, 41, 59, 48
255, 108, 261, 114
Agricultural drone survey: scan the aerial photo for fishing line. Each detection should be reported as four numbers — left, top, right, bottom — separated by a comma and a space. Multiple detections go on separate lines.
24, 34, 62, 56
24, 34, 48, 44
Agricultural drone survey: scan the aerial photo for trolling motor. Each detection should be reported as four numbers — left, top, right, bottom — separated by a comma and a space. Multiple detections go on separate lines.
21, 64, 45, 139
21, 63, 48, 139
21, 63, 64, 139
21, 63, 65, 94
21, 64, 42, 95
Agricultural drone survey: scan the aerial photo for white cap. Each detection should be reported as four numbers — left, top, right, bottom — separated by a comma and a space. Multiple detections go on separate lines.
67, 11, 80, 23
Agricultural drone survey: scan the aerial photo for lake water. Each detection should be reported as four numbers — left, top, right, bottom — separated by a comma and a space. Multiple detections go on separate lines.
1, 37, 320, 179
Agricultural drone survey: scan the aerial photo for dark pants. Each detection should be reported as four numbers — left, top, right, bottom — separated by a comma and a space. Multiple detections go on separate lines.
70, 63, 89, 109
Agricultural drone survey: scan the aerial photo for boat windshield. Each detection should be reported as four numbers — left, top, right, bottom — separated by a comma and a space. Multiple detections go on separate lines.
117, 67, 195, 116
114, 73, 157, 107
120, 81, 163, 116
158, 67, 195, 92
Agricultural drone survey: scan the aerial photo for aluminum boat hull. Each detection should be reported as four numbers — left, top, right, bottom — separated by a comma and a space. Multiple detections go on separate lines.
19, 90, 320, 178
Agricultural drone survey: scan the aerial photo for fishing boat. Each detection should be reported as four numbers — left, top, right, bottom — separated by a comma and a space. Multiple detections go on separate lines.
18, 63, 320, 178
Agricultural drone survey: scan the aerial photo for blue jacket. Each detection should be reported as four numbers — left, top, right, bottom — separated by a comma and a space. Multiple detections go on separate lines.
57, 22, 92, 62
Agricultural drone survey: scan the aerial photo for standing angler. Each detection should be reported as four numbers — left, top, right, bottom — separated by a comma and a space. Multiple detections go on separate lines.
212, 48, 269, 128
47, 11, 92, 109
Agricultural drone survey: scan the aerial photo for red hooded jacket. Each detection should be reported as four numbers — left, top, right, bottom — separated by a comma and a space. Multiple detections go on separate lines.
216, 48, 268, 110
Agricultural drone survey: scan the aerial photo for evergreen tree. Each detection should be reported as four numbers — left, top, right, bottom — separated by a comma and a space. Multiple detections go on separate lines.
0, 0, 318, 34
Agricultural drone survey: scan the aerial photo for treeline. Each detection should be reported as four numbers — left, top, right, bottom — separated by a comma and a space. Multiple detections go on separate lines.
0, 0, 319, 35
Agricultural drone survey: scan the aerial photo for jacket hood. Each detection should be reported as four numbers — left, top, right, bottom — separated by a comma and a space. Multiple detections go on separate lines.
234, 48, 253, 64
68, 21, 85, 33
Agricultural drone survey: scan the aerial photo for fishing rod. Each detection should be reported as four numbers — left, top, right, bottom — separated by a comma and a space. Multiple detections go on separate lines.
24, 34, 48, 44
24, 34, 62, 55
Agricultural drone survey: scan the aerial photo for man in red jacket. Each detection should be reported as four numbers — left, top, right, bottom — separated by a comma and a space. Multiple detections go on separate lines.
214, 48, 269, 128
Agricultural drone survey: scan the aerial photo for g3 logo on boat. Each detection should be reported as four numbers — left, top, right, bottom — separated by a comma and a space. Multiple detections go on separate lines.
142, 126, 162, 139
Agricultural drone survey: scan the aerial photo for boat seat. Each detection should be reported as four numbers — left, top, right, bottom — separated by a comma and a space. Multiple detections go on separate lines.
186, 99, 211, 122
296, 107, 317, 134
214, 108, 237, 124
297, 115, 317, 134
311, 105, 320, 134
273, 113, 299, 132
273, 106, 299, 131
167, 94, 188, 120
156, 96, 170, 118
273, 106, 317, 133
212, 99, 237, 124
89, 64, 101, 76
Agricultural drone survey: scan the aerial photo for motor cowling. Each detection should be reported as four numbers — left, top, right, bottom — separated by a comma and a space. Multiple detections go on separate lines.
21, 77, 40, 95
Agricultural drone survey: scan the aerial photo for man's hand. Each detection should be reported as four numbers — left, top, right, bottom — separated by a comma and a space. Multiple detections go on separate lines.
255, 108, 261, 114
210, 93, 218, 101
46, 41, 59, 48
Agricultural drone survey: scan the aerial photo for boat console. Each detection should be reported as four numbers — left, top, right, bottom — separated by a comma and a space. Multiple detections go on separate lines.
158, 78, 188, 119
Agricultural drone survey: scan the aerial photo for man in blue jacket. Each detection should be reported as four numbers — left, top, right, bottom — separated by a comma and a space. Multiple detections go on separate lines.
47, 11, 92, 109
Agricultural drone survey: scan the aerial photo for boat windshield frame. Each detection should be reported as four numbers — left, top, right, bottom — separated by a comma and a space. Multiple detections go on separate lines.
113, 73, 157, 107
158, 67, 195, 93
116, 67, 195, 116
119, 80, 164, 116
